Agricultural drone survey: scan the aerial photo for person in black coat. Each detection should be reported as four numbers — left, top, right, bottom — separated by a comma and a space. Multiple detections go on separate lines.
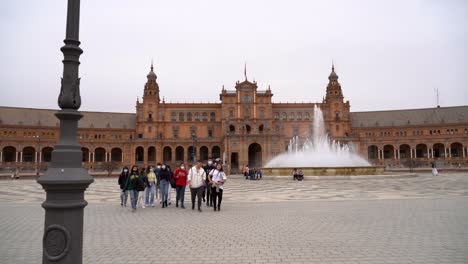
118, 166, 129, 206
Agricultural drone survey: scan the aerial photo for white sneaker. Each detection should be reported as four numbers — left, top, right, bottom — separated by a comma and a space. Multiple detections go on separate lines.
142, 205, 146, 208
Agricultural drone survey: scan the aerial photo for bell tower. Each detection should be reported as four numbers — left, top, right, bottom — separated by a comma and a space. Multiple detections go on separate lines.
143, 62, 160, 103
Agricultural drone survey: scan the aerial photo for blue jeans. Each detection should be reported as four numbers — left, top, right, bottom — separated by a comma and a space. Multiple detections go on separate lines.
145, 183, 156, 205
176, 185, 185, 205
160, 180, 169, 202
129, 189, 138, 209
120, 189, 128, 206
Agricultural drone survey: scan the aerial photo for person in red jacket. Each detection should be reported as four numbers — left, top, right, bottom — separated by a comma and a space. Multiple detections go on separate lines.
173, 163, 188, 209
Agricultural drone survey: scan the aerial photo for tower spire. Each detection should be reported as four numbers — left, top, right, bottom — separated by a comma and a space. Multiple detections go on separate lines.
151, 58, 154, 72
244, 62, 247, 81
332, 60, 335, 72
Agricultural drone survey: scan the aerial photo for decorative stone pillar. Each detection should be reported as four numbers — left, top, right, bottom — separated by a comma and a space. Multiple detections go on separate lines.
463, 147, 466, 158
448, 148, 452, 158
410, 148, 413, 159
0, 151, 2, 163
427, 148, 430, 159
88, 152, 91, 163
39, 152, 43, 163
16, 152, 19, 162
393, 148, 397, 159
20, 152, 23, 162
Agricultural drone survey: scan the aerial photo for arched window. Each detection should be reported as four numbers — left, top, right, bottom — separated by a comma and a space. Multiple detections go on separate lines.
246, 125, 251, 134
202, 112, 208, 121
210, 112, 216, 121
171, 112, 176, 121
179, 112, 185, 121
187, 112, 192, 121
274, 112, 279, 120
282, 112, 287, 120
259, 124, 264, 133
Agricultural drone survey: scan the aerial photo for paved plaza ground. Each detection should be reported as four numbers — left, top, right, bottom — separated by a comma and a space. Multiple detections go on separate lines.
1, 173, 468, 263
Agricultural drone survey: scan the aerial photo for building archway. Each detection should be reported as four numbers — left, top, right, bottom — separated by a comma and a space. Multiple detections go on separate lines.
42, 147, 54, 162
163, 146, 172, 163
95, 147, 106, 162
147, 146, 156, 162
175, 146, 184, 162
22, 146, 36, 162
450, 142, 463, 158
416, 144, 427, 158
383, 145, 395, 159
433, 143, 445, 158
200, 146, 209, 162
111, 148, 122, 162
2, 146, 16, 162
399, 144, 411, 159
212, 146, 221, 159
229, 125, 235, 133
248, 143, 262, 167
135, 146, 144, 162
81, 147, 89, 162
367, 145, 378, 160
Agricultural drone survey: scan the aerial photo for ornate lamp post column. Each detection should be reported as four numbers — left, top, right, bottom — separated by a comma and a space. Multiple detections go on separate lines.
37, 1, 93, 263
191, 132, 197, 162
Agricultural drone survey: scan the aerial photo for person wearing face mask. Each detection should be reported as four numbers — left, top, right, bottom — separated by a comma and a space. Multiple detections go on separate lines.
137, 168, 147, 209
118, 166, 130, 207
188, 160, 207, 212
173, 163, 188, 208
145, 166, 157, 207
123, 165, 141, 212
203, 159, 215, 207
158, 164, 172, 208
208, 163, 227, 211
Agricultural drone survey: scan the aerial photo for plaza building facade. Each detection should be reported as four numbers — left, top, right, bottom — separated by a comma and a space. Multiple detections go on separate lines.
1, 64, 467, 175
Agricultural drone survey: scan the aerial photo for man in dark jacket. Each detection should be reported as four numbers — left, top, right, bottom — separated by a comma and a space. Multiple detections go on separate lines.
203, 159, 216, 207
118, 166, 129, 206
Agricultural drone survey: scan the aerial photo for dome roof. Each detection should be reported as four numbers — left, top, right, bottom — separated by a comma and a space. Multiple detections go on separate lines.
328, 65, 338, 81
147, 64, 157, 80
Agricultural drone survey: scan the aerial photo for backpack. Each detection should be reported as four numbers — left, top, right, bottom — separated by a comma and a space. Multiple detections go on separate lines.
136, 176, 145, 192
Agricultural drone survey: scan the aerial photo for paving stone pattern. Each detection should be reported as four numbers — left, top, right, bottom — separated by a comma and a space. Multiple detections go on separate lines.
1, 173, 468, 263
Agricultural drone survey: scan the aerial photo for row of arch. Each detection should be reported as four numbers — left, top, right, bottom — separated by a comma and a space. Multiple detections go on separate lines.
134, 145, 221, 163
1, 146, 54, 162
368, 142, 465, 159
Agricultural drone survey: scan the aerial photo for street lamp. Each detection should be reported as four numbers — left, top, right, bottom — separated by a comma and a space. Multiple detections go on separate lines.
191, 132, 197, 162
37, 1, 93, 263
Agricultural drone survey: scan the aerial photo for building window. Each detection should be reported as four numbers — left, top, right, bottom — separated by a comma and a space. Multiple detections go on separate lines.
229, 125, 235, 133
297, 112, 302, 120
148, 112, 152, 120
138, 133, 143, 139
208, 129, 213, 138
210, 112, 216, 121
289, 112, 295, 120
305, 112, 310, 120
195, 112, 200, 121
171, 112, 176, 122
260, 109, 265, 119
282, 112, 287, 120
179, 112, 185, 121
229, 109, 234, 118
172, 126, 179, 139
274, 112, 279, 120
187, 112, 192, 121
202, 112, 208, 121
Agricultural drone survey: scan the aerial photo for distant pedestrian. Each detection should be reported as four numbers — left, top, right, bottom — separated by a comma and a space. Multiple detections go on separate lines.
292, 168, 298, 180
209, 163, 227, 211
145, 166, 157, 207
123, 165, 141, 212
159, 164, 172, 208
244, 165, 250, 180
118, 166, 129, 207
155, 163, 162, 204
188, 160, 206, 212
431, 163, 438, 176
256, 168, 262, 180
173, 163, 188, 209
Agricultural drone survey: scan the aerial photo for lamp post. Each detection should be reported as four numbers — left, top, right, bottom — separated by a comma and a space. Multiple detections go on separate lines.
191, 132, 197, 162
37, 1, 93, 263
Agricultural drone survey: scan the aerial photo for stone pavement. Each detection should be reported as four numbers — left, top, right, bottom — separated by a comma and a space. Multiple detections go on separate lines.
1, 173, 468, 263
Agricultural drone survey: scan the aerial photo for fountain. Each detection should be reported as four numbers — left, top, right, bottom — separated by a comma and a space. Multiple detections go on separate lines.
263, 105, 383, 177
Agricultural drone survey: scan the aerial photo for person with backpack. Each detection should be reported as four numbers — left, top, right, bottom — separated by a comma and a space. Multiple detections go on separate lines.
173, 163, 188, 209
118, 166, 129, 207
203, 159, 215, 207
159, 164, 172, 208
145, 166, 157, 207
137, 168, 147, 208
124, 165, 142, 212
188, 160, 206, 212
208, 163, 227, 211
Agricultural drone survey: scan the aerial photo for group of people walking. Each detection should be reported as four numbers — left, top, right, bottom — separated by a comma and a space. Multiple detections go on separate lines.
118, 159, 227, 212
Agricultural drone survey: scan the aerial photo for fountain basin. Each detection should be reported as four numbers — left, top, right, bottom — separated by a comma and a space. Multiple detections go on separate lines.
262, 166, 384, 177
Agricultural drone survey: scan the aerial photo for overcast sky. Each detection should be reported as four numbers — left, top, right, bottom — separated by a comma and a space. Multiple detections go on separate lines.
1, 0, 467, 113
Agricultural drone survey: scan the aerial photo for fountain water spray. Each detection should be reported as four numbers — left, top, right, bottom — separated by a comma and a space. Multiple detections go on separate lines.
265, 105, 370, 168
